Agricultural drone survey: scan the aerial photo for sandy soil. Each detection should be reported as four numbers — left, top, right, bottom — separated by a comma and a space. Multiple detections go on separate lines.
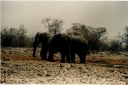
1, 48, 128, 84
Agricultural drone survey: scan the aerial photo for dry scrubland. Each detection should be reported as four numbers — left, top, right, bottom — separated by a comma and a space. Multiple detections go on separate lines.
1, 48, 128, 84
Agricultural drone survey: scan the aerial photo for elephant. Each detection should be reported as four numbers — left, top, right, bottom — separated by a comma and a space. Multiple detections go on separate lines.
33, 32, 88, 63
32, 32, 71, 63
32, 32, 53, 60
47, 33, 71, 63
70, 35, 88, 63
47, 33, 88, 63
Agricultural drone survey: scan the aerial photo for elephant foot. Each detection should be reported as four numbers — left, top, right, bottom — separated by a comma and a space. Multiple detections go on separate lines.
47, 58, 54, 62
67, 59, 71, 63
72, 61, 75, 63
51, 60, 54, 62
49, 59, 54, 62
68, 61, 71, 63
41, 57, 46, 60
80, 61, 85, 64
33, 54, 36, 58
61, 60, 65, 63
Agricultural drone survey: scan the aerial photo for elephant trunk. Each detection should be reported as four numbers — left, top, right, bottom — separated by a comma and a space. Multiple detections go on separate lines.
33, 41, 38, 57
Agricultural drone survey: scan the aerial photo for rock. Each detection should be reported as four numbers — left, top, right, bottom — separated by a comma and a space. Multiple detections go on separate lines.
113, 65, 124, 68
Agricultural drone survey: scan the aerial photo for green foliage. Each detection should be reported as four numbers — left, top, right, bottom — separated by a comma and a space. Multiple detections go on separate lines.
41, 18, 63, 34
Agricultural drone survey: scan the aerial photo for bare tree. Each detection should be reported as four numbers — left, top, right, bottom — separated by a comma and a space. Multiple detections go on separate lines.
122, 27, 128, 43
41, 18, 63, 34
17, 25, 27, 47
121, 27, 128, 51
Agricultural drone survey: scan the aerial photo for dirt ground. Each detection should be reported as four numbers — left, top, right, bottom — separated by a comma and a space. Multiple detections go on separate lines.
1, 48, 128, 84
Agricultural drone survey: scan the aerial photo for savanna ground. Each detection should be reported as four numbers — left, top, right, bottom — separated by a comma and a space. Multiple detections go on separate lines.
1, 48, 128, 84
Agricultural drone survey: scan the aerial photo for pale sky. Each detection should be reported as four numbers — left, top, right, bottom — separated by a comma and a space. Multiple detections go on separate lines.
1, 1, 128, 39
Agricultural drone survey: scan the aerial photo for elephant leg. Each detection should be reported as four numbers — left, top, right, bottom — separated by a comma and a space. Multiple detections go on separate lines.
82, 54, 87, 63
47, 50, 54, 62
60, 52, 66, 63
32, 42, 37, 57
71, 53, 75, 63
33, 48, 36, 57
78, 53, 84, 63
82, 56, 85, 63
40, 48, 47, 60
66, 53, 71, 63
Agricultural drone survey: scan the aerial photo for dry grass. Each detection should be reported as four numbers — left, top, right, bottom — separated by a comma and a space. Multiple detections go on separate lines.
1, 48, 128, 84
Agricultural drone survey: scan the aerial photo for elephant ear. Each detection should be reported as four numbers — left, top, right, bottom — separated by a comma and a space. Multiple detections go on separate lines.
32, 38, 35, 44
36, 33, 41, 42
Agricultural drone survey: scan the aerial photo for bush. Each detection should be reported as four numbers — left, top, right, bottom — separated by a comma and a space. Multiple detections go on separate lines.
108, 39, 123, 53
1, 25, 33, 47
